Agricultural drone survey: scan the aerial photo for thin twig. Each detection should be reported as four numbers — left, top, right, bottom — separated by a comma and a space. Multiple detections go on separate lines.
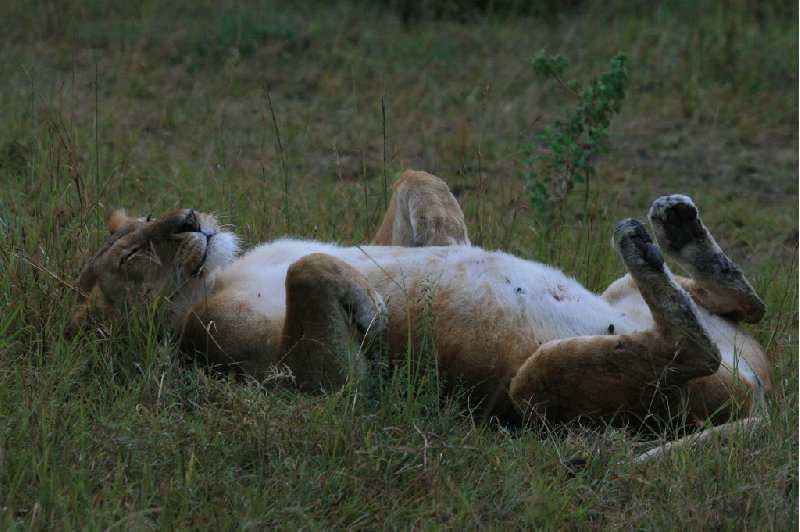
1, 245, 88, 298
551, 71, 580, 99
381, 95, 388, 214
476, 83, 490, 246
264, 84, 291, 233
94, 60, 100, 245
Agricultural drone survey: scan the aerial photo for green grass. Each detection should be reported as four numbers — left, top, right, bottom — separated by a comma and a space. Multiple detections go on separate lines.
0, 0, 797, 528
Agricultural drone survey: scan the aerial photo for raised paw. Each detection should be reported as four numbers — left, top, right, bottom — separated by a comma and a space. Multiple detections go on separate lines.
647, 194, 766, 323
612, 219, 720, 365
344, 289, 388, 340
648, 194, 707, 252
613, 218, 665, 272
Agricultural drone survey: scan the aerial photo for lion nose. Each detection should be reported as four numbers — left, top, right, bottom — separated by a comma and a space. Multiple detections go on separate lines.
175, 210, 201, 233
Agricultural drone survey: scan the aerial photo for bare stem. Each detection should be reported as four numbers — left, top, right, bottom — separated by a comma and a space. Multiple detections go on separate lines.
381, 95, 388, 214
264, 85, 291, 234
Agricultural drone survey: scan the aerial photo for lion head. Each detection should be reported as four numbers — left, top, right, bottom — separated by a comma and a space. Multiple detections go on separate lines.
71, 209, 239, 332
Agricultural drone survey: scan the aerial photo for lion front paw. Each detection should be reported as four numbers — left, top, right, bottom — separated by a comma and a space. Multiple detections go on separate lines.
613, 218, 665, 273
350, 291, 388, 340
340, 283, 388, 342
648, 194, 707, 253
646, 194, 765, 323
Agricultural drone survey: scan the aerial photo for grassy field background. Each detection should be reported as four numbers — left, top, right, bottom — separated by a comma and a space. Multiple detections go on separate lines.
0, 0, 797, 528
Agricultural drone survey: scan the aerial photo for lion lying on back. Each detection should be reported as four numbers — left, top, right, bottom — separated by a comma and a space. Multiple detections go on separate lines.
72, 170, 769, 432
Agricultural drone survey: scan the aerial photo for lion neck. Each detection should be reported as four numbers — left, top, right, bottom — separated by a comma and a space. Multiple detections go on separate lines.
166, 231, 240, 332
166, 271, 220, 333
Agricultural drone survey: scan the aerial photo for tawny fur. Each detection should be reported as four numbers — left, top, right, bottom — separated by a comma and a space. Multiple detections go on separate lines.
71, 171, 770, 430
372, 170, 470, 247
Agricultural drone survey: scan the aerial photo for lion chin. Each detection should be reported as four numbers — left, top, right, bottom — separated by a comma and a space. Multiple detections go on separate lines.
71, 170, 770, 457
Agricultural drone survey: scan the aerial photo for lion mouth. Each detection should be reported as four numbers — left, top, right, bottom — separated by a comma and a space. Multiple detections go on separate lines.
190, 232, 215, 277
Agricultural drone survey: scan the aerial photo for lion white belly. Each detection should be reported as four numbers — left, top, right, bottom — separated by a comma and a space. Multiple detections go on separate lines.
214, 239, 639, 343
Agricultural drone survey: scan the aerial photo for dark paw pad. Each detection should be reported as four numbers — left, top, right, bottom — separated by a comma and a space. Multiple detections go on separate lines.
650, 195, 705, 252
615, 219, 665, 270
664, 206, 703, 249
635, 237, 665, 270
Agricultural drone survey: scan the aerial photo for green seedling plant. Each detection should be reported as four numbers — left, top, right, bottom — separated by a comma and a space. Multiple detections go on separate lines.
523, 51, 628, 227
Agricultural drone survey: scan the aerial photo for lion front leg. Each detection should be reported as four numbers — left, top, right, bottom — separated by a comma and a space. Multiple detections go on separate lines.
648, 194, 765, 323
281, 253, 387, 392
510, 219, 722, 426
180, 293, 285, 380
371, 170, 470, 247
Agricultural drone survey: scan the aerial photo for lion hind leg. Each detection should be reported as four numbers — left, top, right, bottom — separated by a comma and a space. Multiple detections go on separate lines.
510, 219, 721, 425
371, 170, 470, 247
633, 416, 762, 464
180, 293, 284, 380
508, 322, 730, 425
281, 253, 387, 392
612, 218, 720, 366
648, 194, 765, 323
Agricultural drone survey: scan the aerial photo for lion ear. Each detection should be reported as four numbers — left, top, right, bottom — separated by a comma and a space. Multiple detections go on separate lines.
107, 210, 128, 234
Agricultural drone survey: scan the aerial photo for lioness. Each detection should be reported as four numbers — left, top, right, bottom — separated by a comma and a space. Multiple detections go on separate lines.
72, 171, 769, 430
